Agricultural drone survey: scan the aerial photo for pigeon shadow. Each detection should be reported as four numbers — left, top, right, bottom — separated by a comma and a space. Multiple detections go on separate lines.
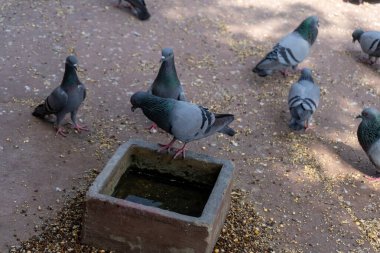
317, 136, 379, 177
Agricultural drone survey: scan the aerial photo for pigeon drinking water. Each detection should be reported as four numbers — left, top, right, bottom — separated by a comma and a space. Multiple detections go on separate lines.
356, 107, 380, 181
288, 68, 320, 131
253, 16, 319, 77
130, 91, 235, 159
352, 29, 380, 65
32, 55, 88, 137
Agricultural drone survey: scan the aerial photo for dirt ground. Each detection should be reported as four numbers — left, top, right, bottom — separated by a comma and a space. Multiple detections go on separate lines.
1, 0, 380, 252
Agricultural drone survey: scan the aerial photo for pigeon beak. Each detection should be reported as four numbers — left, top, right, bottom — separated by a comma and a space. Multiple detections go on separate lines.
131, 106, 137, 112
160, 56, 165, 63
73, 64, 78, 70
356, 115, 362, 119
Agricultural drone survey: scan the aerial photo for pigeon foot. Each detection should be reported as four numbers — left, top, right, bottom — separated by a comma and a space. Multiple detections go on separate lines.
359, 57, 375, 65
74, 124, 89, 133
56, 127, 68, 137
158, 138, 176, 153
365, 172, 380, 182
147, 123, 158, 133
172, 144, 187, 159
280, 69, 289, 77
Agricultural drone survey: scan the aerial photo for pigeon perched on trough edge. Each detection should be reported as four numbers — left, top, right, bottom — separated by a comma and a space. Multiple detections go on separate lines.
32, 55, 88, 137
356, 107, 380, 181
288, 68, 320, 131
253, 16, 319, 77
130, 91, 235, 159
352, 29, 380, 65
118, 0, 150, 21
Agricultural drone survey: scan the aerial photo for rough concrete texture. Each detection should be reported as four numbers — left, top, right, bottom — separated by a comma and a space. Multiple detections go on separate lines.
1, 0, 380, 252
82, 139, 235, 253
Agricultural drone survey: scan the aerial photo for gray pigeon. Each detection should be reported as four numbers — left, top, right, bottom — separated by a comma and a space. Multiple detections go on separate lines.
118, 0, 150, 20
148, 48, 186, 101
130, 91, 235, 159
253, 16, 319, 77
352, 29, 380, 65
288, 68, 320, 131
32, 55, 88, 137
356, 107, 380, 181
146, 47, 186, 131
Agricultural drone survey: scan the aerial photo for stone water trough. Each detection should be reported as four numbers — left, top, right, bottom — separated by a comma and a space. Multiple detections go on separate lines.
81, 139, 235, 253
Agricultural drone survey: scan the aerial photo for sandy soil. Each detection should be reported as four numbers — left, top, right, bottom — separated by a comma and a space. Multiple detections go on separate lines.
0, 0, 380, 252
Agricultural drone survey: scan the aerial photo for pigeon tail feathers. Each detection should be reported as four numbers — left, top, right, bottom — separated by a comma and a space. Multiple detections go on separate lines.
126, 0, 150, 20
211, 114, 235, 136
218, 126, 236, 136
32, 103, 50, 119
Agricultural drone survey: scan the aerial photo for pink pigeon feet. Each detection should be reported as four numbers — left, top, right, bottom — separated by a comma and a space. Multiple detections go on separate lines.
55, 126, 68, 137
173, 144, 187, 159
74, 124, 89, 133
147, 123, 158, 133
157, 139, 187, 159
280, 69, 289, 77
365, 173, 380, 182
158, 138, 176, 153
359, 57, 377, 65
304, 121, 315, 132
280, 68, 299, 77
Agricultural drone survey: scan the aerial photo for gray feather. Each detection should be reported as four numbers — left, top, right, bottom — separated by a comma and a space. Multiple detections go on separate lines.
288, 68, 320, 130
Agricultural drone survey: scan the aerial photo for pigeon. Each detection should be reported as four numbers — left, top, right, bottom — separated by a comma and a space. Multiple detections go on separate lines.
117, 0, 150, 21
288, 68, 320, 131
253, 16, 319, 77
130, 91, 235, 159
352, 29, 380, 65
356, 107, 380, 181
148, 48, 186, 101
32, 55, 88, 137
146, 47, 186, 131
